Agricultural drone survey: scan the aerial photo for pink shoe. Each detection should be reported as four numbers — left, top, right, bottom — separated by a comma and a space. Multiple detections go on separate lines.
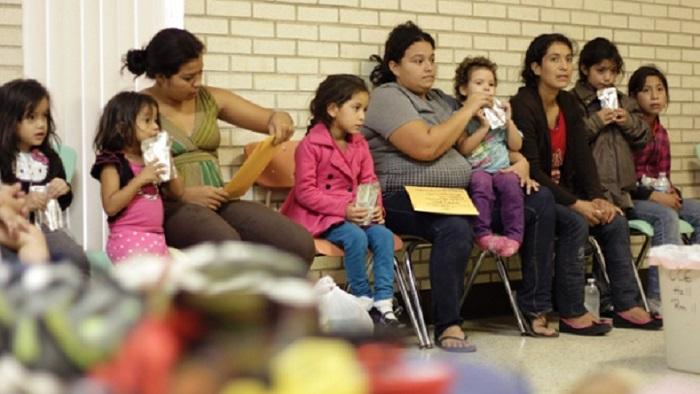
476, 235, 499, 253
497, 238, 521, 257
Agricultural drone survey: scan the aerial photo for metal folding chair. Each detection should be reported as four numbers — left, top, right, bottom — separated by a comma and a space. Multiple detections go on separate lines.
459, 247, 527, 335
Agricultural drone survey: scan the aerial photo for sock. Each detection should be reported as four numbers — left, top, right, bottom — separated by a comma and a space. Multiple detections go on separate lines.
374, 299, 396, 320
357, 296, 374, 311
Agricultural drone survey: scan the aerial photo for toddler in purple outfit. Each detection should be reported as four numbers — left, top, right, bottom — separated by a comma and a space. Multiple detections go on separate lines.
454, 57, 524, 257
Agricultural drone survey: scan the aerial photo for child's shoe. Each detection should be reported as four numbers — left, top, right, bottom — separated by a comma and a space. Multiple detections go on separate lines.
497, 238, 521, 257
476, 234, 502, 253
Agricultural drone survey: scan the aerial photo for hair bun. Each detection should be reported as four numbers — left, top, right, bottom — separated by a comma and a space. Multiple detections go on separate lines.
124, 49, 147, 76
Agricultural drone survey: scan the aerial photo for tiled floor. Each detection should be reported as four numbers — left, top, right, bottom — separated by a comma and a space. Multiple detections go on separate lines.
407, 317, 700, 394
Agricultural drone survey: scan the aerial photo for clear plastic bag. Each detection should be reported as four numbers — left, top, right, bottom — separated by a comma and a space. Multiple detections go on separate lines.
314, 276, 373, 336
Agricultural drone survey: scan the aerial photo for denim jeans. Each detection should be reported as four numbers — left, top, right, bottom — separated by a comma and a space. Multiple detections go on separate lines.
324, 221, 395, 301
382, 190, 473, 339
634, 198, 700, 298
554, 205, 640, 317
492, 187, 556, 317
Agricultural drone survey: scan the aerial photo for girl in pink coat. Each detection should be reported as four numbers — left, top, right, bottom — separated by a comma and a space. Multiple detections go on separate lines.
281, 74, 398, 328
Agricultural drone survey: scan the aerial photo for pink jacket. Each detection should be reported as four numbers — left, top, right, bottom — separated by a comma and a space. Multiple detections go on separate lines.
281, 123, 381, 237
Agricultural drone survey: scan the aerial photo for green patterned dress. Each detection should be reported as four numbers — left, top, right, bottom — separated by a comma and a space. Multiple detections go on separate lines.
160, 88, 224, 188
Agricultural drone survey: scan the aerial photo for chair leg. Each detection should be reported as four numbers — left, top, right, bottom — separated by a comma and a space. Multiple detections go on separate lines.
402, 242, 432, 348
495, 256, 527, 335
393, 257, 426, 347
588, 237, 610, 284
632, 235, 652, 312
634, 236, 652, 270
459, 250, 488, 309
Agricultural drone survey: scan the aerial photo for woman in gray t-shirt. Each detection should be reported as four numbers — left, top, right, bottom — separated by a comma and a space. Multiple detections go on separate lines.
363, 22, 494, 352
364, 22, 560, 347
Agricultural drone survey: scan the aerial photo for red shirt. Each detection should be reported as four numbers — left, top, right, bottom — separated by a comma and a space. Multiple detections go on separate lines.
549, 111, 566, 184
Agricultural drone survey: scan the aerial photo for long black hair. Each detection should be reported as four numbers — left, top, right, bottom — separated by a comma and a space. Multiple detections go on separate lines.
628, 65, 669, 102
521, 33, 575, 87
123, 28, 205, 79
577, 37, 624, 83
308, 74, 368, 133
0, 79, 60, 183
94, 91, 160, 152
369, 21, 435, 87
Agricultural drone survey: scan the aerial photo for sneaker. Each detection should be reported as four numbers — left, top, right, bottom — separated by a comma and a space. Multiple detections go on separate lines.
476, 234, 503, 253
496, 238, 520, 257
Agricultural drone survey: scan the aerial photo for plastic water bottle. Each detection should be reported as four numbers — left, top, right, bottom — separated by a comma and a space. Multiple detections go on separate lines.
654, 172, 670, 193
584, 278, 600, 319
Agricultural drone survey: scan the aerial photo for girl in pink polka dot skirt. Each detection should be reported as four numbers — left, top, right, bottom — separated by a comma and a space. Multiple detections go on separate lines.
91, 92, 183, 263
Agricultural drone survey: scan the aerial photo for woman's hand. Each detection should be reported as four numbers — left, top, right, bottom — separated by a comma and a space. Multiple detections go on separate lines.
371, 206, 385, 224
501, 155, 539, 195
345, 205, 369, 224
268, 111, 295, 145
650, 190, 682, 211
25, 191, 48, 212
571, 200, 601, 226
0, 205, 30, 238
462, 92, 493, 115
182, 186, 229, 210
46, 178, 70, 199
0, 183, 26, 215
592, 198, 622, 224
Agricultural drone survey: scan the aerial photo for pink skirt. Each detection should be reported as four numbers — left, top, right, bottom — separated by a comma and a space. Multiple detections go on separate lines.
106, 230, 169, 263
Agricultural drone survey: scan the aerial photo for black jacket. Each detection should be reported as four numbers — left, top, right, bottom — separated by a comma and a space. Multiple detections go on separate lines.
511, 85, 605, 206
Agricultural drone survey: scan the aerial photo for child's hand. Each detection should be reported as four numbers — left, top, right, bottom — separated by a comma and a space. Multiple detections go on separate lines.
137, 161, 166, 186
25, 191, 48, 211
47, 178, 70, 199
613, 108, 629, 126
371, 206, 385, 224
345, 205, 369, 224
475, 109, 489, 129
596, 108, 616, 126
502, 101, 513, 121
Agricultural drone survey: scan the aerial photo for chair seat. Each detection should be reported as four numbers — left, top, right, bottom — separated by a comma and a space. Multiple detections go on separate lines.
629, 219, 654, 237
314, 234, 404, 257
680, 220, 693, 235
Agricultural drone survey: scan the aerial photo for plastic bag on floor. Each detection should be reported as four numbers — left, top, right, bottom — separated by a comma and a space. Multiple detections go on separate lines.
314, 276, 373, 336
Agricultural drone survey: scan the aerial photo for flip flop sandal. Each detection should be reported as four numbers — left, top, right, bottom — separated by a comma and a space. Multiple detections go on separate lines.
437, 335, 477, 353
523, 314, 559, 338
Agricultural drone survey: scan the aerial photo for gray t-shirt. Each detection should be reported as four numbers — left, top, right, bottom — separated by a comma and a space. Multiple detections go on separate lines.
362, 82, 472, 193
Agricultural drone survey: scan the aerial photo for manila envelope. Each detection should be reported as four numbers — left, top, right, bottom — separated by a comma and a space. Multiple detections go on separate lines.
404, 185, 478, 216
224, 136, 279, 199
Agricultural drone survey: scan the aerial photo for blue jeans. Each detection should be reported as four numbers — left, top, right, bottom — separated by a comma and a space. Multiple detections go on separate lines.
634, 198, 700, 297
554, 205, 640, 317
382, 190, 473, 339
491, 187, 556, 316
324, 221, 395, 301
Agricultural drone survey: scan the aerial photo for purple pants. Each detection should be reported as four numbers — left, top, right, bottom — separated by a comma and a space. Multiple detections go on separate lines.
469, 171, 524, 242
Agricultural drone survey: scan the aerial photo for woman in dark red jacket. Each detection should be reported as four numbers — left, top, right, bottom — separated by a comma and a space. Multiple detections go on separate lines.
511, 33, 660, 334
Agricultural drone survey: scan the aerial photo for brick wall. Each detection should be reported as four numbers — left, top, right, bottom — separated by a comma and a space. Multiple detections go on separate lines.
185, 0, 700, 286
0, 0, 22, 83
184, 0, 700, 286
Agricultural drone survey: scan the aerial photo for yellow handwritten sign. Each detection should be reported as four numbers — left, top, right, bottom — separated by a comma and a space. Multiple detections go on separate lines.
404, 186, 478, 216
225, 136, 279, 199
